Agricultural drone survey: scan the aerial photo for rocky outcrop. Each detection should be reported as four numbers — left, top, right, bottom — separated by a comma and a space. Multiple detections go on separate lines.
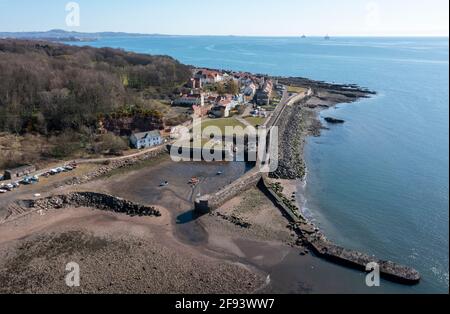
324, 117, 345, 124
103, 115, 163, 137
29, 192, 160, 217
277, 77, 376, 98
214, 212, 252, 229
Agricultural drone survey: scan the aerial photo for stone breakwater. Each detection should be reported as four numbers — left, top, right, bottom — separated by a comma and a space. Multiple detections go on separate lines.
270, 98, 311, 180
5, 192, 160, 221
260, 176, 421, 285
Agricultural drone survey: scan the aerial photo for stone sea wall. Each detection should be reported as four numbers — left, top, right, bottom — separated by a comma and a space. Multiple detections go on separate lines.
269, 98, 311, 180
259, 176, 421, 285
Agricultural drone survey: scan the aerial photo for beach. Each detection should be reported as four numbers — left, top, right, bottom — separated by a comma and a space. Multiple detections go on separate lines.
0, 74, 420, 293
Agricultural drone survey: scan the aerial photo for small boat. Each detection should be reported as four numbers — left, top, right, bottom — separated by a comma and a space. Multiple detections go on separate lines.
324, 35, 330, 40
189, 177, 200, 185
159, 181, 169, 187
216, 171, 223, 176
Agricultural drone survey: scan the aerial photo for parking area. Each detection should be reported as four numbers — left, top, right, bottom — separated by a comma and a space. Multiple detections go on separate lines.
0, 162, 80, 195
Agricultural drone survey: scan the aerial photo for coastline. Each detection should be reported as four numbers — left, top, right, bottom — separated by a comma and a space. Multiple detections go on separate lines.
259, 77, 420, 284
0, 71, 422, 292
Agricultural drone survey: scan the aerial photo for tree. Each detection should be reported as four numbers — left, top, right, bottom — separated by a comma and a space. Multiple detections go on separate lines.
226, 80, 239, 95
216, 83, 226, 96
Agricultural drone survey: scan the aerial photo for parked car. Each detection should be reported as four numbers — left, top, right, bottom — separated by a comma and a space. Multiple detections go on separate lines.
21, 177, 32, 185
0, 189, 7, 194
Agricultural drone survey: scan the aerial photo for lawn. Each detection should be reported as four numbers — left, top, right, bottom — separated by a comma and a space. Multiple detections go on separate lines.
244, 116, 266, 127
195, 118, 247, 137
287, 86, 307, 94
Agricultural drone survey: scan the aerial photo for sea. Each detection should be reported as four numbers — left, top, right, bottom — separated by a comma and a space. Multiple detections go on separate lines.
70, 36, 449, 293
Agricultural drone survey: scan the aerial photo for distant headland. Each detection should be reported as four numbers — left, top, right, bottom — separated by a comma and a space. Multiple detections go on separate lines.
0, 29, 169, 42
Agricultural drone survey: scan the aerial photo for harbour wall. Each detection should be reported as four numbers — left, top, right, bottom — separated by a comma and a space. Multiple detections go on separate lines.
194, 169, 262, 214
259, 176, 421, 285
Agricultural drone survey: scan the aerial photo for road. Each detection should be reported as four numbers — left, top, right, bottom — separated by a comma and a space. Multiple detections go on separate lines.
0, 142, 171, 188
258, 87, 312, 169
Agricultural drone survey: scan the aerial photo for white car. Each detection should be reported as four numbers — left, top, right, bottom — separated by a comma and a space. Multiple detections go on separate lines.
0, 189, 7, 194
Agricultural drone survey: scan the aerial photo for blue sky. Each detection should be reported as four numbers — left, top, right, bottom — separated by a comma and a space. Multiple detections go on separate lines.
0, 0, 448, 36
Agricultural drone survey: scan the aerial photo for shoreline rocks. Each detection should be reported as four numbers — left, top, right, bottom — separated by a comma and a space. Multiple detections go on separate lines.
8, 192, 161, 219
324, 117, 345, 124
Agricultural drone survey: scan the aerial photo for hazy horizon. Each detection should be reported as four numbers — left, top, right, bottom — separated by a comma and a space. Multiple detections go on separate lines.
0, 0, 448, 37
1, 29, 449, 38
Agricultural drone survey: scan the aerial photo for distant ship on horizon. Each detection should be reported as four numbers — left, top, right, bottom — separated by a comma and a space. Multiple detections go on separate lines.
324, 34, 330, 40
301, 34, 306, 38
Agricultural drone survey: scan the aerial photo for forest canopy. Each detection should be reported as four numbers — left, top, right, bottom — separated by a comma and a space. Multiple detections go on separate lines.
0, 39, 192, 135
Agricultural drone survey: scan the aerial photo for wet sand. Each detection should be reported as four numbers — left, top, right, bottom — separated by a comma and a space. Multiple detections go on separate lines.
91, 158, 415, 293
0, 206, 265, 294
0, 151, 419, 294
100, 157, 252, 245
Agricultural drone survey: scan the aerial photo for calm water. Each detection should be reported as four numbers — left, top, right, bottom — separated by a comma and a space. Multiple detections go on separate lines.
71, 36, 449, 293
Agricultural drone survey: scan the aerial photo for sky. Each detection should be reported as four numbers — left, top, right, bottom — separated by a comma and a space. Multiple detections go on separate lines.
0, 0, 449, 36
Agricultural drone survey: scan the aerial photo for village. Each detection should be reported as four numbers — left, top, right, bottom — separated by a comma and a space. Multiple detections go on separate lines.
169, 68, 286, 141
0, 68, 288, 194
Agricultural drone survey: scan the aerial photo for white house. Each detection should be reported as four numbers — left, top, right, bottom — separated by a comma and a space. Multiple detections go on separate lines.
130, 130, 163, 149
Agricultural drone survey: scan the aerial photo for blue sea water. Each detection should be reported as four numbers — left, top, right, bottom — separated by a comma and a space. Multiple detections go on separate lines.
71, 36, 449, 293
